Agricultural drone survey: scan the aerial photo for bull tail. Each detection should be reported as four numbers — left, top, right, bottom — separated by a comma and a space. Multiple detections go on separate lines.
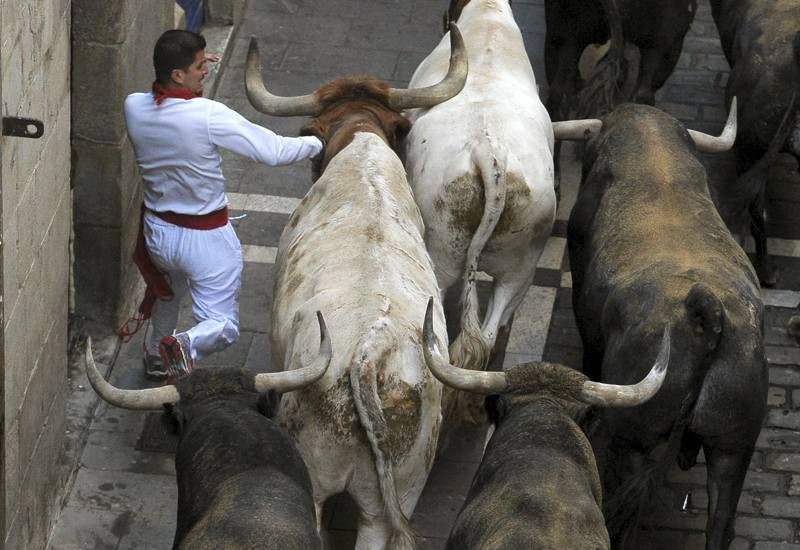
605, 284, 722, 547
448, 137, 508, 375
573, 0, 637, 118
349, 333, 416, 550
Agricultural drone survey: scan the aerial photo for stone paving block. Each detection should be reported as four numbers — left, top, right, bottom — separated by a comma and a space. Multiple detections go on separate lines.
505, 285, 557, 357
282, 43, 400, 80
770, 367, 800, 387
766, 324, 797, 347
761, 495, 800, 519
648, 509, 709, 531
729, 537, 752, 550
52, 468, 177, 550
790, 475, 800, 496
768, 409, 800, 430
765, 452, 800, 474
734, 516, 795, 541
411, 457, 480, 539
345, 20, 443, 54
80, 427, 175, 477
767, 346, 800, 366
243, 331, 272, 374
770, 387, 788, 407
754, 543, 800, 550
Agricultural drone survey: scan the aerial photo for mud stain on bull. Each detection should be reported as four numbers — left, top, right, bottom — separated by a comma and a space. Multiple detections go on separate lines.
303, 375, 364, 442
444, 172, 534, 254
365, 223, 384, 243
377, 377, 423, 460
287, 272, 304, 294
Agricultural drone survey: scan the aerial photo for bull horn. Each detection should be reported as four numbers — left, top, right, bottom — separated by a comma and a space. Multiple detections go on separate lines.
387, 23, 469, 111
688, 97, 737, 153
255, 311, 332, 393
84, 337, 180, 410
552, 119, 603, 141
579, 327, 670, 407
422, 297, 507, 394
245, 37, 322, 117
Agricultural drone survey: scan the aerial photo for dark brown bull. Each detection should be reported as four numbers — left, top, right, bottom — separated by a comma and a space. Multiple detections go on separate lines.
708, 0, 800, 285
567, 103, 766, 550
420, 299, 670, 550
83, 313, 331, 550
544, 0, 696, 120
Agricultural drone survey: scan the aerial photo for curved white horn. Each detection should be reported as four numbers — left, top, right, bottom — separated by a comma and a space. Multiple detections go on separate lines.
255, 311, 332, 393
579, 326, 670, 407
84, 337, 179, 410
688, 97, 737, 153
422, 297, 507, 394
246, 36, 322, 117
552, 119, 603, 141
387, 23, 469, 111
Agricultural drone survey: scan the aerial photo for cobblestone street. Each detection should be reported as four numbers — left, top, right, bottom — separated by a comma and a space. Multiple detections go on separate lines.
49, 1, 799, 549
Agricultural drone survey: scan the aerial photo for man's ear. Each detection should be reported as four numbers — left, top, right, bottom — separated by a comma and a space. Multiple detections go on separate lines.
171, 68, 185, 86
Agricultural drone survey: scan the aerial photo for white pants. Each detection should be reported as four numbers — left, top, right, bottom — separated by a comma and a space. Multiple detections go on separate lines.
143, 211, 243, 361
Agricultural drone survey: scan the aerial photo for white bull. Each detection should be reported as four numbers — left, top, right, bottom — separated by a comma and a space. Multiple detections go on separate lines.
246, 27, 468, 550
405, 0, 590, 373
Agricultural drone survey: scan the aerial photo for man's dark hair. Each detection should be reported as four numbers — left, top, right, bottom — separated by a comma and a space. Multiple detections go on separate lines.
153, 30, 206, 85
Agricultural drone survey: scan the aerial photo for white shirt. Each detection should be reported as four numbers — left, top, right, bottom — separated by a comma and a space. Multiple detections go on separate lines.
124, 92, 322, 215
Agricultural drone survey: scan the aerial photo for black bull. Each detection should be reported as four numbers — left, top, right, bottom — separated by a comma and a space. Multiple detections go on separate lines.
448, 373, 610, 550
708, 0, 800, 285
568, 104, 767, 550
544, 0, 697, 120
167, 369, 320, 549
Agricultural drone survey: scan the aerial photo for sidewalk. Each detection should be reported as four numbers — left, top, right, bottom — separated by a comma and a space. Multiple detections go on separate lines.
49, 1, 800, 549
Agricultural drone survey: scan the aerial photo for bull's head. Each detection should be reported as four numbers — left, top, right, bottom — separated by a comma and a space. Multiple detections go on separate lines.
245, 24, 468, 176
84, 312, 332, 410
553, 98, 739, 153
421, 298, 670, 408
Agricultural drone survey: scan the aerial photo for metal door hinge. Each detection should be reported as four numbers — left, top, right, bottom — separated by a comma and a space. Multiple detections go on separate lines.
2, 117, 44, 138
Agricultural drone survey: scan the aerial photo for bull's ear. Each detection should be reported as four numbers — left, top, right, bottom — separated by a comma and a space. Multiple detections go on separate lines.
391, 114, 411, 144
685, 283, 725, 352
257, 390, 281, 419
165, 403, 186, 435
484, 394, 506, 425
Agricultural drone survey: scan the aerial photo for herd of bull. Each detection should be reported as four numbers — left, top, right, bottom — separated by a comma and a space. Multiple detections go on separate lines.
83, 1, 799, 549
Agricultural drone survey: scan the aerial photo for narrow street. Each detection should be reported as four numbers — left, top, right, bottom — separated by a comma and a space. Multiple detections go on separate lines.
50, 1, 800, 548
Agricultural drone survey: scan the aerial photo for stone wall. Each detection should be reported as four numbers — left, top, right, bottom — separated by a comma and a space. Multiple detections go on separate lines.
71, 0, 172, 328
1, 0, 72, 547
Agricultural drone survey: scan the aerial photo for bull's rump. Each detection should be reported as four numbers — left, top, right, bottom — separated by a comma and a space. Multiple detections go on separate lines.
406, 102, 555, 274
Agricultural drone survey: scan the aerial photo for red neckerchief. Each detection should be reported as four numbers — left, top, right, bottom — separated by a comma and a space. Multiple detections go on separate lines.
151, 81, 203, 106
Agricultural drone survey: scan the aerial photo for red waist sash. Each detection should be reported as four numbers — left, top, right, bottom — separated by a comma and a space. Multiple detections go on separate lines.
133, 206, 230, 319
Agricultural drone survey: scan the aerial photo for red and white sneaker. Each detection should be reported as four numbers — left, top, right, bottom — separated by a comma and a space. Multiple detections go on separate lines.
159, 334, 196, 383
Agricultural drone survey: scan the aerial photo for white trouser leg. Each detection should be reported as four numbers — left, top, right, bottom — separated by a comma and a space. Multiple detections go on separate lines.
147, 275, 189, 357
144, 213, 243, 363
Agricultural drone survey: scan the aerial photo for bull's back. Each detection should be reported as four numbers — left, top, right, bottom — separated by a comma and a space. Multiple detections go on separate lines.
450, 413, 608, 550
273, 134, 438, 354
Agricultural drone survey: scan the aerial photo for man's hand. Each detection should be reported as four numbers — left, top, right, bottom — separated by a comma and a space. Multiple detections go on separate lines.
205, 53, 221, 63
